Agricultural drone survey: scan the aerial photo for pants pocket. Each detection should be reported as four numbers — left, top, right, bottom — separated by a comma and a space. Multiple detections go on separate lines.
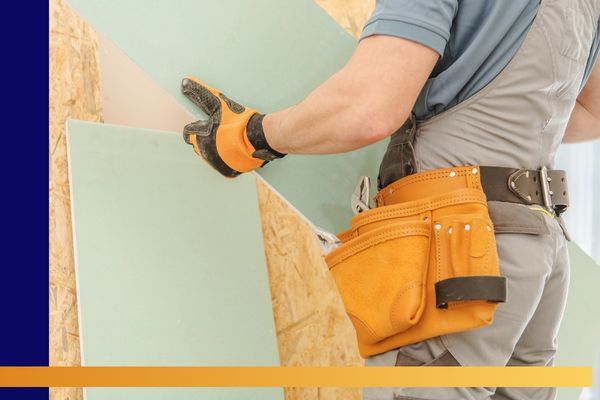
326, 221, 431, 345
394, 337, 461, 367
396, 349, 460, 367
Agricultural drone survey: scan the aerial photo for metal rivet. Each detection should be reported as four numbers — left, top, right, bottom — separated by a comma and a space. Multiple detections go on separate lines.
435, 224, 442, 231
464, 224, 471, 231
448, 227, 453, 234
510, 182, 516, 189
472, 168, 478, 175
486, 226, 492, 232
449, 171, 457, 177
527, 195, 532, 201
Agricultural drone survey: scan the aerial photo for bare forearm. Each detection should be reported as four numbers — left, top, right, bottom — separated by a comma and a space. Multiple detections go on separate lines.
263, 69, 383, 154
563, 100, 600, 142
563, 60, 600, 143
263, 36, 438, 155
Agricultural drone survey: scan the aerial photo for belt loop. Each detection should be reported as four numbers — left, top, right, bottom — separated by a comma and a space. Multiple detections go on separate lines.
539, 166, 554, 213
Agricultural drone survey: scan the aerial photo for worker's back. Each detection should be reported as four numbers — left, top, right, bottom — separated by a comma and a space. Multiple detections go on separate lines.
415, 0, 599, 171
368, 0, 600, 183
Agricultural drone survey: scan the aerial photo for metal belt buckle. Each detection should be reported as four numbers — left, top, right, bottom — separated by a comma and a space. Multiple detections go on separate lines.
538, 166, 555, 214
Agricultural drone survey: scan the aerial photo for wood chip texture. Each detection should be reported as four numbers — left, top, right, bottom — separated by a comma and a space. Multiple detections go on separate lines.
50, 0, 102, 399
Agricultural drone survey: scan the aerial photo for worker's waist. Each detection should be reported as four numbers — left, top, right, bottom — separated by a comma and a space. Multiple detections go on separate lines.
375, 165, 569, 216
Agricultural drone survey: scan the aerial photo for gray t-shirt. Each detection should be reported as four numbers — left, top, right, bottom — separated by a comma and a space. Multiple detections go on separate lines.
361, 0, 600, 120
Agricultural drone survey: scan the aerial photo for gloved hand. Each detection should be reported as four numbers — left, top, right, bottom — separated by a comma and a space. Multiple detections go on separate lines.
181, 77, 286, 177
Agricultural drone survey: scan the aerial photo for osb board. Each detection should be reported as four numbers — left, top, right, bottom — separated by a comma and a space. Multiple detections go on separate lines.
257, 179, 363, 400
50, 0, 102, 399
315, 0, 375, 38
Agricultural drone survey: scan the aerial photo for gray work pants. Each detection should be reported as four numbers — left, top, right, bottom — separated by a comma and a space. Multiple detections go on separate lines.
363, 207, 570, 400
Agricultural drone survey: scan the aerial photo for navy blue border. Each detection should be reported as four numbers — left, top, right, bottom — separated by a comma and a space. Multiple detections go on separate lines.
0, 0, 50, 399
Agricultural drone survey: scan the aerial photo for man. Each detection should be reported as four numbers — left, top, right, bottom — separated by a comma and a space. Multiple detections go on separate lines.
182, 0, 600, 399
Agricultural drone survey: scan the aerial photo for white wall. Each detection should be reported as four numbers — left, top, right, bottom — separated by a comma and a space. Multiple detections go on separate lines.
555, 140, 600, 265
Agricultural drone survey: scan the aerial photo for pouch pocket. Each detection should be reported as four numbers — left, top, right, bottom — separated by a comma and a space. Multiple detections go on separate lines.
325, 221, 430, 345
432, 213, 505, 309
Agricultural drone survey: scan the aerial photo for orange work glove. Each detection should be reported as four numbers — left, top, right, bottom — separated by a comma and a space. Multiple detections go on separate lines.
181, 77, 286, 177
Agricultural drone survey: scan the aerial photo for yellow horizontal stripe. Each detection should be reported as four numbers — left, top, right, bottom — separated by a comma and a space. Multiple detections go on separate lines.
0, 367, 591, 387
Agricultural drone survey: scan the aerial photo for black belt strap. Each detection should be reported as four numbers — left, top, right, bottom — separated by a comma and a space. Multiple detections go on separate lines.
435, 276, 507, 309
479, 166, 569, 215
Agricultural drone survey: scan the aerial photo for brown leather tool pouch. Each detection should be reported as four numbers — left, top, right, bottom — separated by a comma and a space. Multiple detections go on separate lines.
325, 166, 506, 358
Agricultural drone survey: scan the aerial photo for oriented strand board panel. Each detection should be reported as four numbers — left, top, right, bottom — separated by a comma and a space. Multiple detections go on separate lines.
50, 0, 103, 399
256, 180, 363, 400
67, 120, 282, 400
66, 0, 387, 233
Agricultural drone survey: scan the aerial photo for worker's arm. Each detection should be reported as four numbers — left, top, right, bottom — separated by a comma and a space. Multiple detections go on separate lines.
181, 35, 438, 177
263, 35, 438, 154
563, 60, 600, 143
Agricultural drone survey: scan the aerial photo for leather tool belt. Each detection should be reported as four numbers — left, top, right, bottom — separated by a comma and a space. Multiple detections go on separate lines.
377, 166, 570, 216
325, 165, 507, 358
480, 166, 569, 215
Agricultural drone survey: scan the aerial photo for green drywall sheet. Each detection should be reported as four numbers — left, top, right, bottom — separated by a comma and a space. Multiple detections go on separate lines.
556, 243, 600, 400
67, 120, 282, 400
66, 0, 387, 233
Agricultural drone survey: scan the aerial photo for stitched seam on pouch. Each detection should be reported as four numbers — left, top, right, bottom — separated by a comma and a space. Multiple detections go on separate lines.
352, 194, 486, 230
393, 281, 422, 301
390, 281, 422, 329
346, 311, 385, 342
383, 167, 472, 191
327, 228, 430, 267
483, 230, 491, 274
378, 192, 485, 211
379, 166, 483, 196
435, 227, 442, 283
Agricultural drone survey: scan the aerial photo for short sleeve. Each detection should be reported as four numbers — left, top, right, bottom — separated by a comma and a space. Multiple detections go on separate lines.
360, 0, 459, 56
